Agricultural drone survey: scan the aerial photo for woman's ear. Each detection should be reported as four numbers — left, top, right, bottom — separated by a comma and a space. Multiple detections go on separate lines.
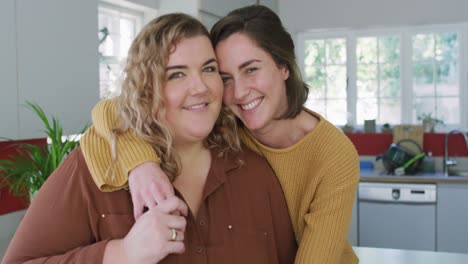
279, 65, 290, 81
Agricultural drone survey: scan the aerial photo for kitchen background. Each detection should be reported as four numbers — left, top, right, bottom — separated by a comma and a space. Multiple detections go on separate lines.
1, 0, 468, 259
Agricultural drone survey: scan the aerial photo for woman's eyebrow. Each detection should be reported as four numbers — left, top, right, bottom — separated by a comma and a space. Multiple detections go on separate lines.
166, 58, 217, 71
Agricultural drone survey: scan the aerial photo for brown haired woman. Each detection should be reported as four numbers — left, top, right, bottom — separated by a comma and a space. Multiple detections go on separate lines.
76, 5, 359, 264
2, 13, 296, 264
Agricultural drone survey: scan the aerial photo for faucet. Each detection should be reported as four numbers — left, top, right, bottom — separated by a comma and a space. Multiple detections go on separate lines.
444, 129, 468, 177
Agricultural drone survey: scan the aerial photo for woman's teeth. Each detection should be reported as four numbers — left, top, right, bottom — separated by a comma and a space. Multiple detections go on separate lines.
185, 103, 207, 110
241, 98, 261, 110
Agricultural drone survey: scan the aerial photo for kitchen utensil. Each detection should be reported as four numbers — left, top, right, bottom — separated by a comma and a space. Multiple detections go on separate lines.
393, 125, 424, 154
395, 152, 426, 176
376, 139, 424, 175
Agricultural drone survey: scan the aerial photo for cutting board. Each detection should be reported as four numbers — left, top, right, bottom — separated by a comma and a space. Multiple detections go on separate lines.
393, 125, 424, 154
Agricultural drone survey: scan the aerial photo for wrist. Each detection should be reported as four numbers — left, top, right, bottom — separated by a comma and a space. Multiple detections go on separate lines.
103, 239, 130, 264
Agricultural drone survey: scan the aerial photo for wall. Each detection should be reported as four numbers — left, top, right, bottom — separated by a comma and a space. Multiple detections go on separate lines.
199, 0, 278, 29
279, 0, 468, 34
0, 0, 99, 141
0, 0, 19, 140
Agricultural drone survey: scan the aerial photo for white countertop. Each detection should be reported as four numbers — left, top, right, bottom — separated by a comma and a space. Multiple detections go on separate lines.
354, 247, 468, 264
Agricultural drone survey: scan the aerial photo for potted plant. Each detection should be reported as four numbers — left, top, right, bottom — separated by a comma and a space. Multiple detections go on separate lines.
417, 113, 444, 133
0, 102, 87, 200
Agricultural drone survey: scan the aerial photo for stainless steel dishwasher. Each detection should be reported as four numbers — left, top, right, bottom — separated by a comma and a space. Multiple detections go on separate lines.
358, 182, 437, 251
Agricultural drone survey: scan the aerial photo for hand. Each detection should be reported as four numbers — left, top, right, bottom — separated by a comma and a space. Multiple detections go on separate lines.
106, 196, 188, 264
129, 162, 176, 220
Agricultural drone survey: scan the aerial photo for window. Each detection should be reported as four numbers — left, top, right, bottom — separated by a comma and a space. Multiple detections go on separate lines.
304, 38, 347, 125
98, 3, 143, 98
412, 32, 460, 125
356, 36, 401, 125
297, 25, 467, 130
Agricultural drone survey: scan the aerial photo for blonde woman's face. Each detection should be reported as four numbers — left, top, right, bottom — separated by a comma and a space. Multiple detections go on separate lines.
163, 35, 223, 146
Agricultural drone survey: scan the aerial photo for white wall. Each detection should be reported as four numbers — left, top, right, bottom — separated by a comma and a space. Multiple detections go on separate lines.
159, 0, 198, 17
279, 0, 468, 34
0, 0, 100, 140
199, 0, 278, 29
0, 0, 19, 140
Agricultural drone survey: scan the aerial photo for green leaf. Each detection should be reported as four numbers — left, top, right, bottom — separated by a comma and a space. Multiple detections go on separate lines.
0, 101, 88, 198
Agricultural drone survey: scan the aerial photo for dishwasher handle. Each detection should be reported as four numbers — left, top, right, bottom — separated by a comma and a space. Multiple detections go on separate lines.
359, 183, 436, 203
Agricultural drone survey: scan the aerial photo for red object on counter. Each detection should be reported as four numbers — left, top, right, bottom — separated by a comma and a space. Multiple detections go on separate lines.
346, 132, 468, 157
0, 138, 47, 215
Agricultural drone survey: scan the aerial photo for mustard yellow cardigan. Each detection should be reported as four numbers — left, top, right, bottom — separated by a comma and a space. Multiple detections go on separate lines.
80, 99, 360, 264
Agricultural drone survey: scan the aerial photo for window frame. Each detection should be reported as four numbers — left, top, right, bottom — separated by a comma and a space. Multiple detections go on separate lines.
98, 2, 144, 98
297, 24, 468, 131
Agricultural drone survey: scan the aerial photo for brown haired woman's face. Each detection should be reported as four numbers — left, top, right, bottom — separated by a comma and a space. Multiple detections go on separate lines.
215, 33, 289, 133
163, 35, 223, 145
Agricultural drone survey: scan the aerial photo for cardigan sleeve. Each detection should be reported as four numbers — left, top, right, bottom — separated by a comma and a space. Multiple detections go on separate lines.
2, 149, 110, 264
80, 98, 160, 191
294, 148, 359, 264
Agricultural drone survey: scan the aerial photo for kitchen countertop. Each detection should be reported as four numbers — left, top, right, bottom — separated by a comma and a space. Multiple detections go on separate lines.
360, 170, 468, 184
354, 247, 468, 264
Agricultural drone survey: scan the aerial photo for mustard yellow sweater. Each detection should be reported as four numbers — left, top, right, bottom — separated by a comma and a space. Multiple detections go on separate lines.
80, 99, 360, 264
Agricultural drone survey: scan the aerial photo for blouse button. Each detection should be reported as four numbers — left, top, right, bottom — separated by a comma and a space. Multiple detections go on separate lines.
101, 214, 106, 218
196, 246, 204, 253
199, 220, 205, 226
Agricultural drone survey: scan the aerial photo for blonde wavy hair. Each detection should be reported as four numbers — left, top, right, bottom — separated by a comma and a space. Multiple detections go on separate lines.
115, 13, 240, 181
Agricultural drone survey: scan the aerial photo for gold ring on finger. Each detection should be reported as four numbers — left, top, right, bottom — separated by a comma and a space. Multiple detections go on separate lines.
171, 228, 177, 241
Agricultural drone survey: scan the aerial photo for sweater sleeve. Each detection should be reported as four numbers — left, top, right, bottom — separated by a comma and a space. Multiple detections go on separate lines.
2, 150, 110, 264
80, 98, 160, 191
295, 149, 360, 264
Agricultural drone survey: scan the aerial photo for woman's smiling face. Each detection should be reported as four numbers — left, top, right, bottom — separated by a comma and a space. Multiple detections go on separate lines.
215, 33, 290, 132
162, 35, 223, 146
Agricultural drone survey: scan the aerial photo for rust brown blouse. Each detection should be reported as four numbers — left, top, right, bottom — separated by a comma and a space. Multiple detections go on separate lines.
3, 148, 297, 264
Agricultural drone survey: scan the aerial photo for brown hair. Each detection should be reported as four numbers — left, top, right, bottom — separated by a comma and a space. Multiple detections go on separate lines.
117, 13, 240, 181
210, 5, 309, 119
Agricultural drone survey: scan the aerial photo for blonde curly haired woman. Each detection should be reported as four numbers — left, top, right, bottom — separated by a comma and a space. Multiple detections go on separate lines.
3, 13, 296, 264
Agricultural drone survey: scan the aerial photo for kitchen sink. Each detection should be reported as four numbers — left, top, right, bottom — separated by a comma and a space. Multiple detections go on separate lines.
448, 170, 468, 177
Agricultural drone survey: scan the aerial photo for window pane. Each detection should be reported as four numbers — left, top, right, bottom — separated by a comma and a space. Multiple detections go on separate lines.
303, 38, 347, 124
327, 65, 346, 98
413, 34, 435, 61
379, 98, 401, 124
326, 39, 346, 64
380, 64, 400, 97
305, 40, 325, 66
305, 99, 325, 116
413, 97, 436, 122
305, 66, 326, 99
436, 61, 458, 96
120, 37, 133, 57
357, 65, 378, 98
326, 99, 347, 125
120, 18, 135, 38
437, 97, 459, 124
99, 36, 115, 56
357, 37, 377, 63
412, 32, 460, 125
380, 37, 400, 63
357, 98, 378, 124
413, 62, 434, 97
435, 33, 458, 61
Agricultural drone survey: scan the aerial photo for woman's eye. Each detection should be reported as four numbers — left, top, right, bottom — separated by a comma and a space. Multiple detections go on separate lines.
245, 67, 258, 74
168, 72, 184, 80
203, 66, 217, 73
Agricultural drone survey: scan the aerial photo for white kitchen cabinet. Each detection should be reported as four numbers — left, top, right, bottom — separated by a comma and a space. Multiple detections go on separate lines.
437, 184, 468, 253
358, 183, 436, 251
0, 210, 26, 261
348, 196, 358, 246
